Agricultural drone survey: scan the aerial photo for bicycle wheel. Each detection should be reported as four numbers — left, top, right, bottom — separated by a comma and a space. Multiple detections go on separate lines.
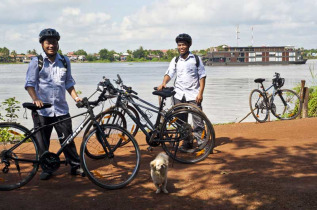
0, 123, 39, 191
80, 124, 140, 190
271, 89, 302, 120
84, 110, 126, 159
166, 102, 205, 116
160, 109, 215, 164
249, 89, 269, 123
166, 103, 215, 153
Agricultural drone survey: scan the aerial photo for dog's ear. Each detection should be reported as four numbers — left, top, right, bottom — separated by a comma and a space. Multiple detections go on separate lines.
164, 159, 169, 167
150, 160, 156, 169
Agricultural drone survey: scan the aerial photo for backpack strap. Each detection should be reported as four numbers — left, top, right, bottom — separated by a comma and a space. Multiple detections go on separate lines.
194, 54, 200, 68
174, 56, 180, 69
60, 55, 68, 70
37, 55, 43, 71
37, 54, 68, 72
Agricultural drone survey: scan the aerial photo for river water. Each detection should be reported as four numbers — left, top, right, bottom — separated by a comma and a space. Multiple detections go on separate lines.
0, 60, 316, 131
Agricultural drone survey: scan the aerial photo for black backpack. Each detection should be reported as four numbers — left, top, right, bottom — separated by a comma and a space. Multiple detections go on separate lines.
174, 54, 200, 69
37, 54, 68, 71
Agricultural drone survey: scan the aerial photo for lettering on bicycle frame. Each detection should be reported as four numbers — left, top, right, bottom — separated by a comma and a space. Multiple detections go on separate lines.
64, 121, 85, 145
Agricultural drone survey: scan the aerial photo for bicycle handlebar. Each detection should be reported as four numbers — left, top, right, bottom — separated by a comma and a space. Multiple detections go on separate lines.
274, 72, 280, 78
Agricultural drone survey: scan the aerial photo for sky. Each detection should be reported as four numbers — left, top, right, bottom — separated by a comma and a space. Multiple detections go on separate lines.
1, 0, 317, 54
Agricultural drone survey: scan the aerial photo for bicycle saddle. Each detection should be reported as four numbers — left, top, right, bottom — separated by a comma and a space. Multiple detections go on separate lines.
152, 87, 176, 98
254, 78, 265, 83
22, 102, 52, 110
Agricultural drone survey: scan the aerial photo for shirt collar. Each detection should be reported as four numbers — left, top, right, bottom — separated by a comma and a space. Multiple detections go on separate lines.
179, 51, 194, 61
41, 52, 62, 62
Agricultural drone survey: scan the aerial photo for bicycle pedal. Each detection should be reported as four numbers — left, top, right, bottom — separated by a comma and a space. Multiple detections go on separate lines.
147, 146, 153, 152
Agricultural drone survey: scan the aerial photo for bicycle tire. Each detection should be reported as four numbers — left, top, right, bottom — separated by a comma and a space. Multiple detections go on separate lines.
83, 110, 127, 159
166, 102, 205, 117
160, 109, 215, 164
249, 89, 269, 123
80, 124, 140, 190
271, 89, 302, 120
0, 123, 39, 191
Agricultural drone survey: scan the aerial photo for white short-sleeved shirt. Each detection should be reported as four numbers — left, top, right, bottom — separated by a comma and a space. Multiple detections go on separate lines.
165, 52, 206, 101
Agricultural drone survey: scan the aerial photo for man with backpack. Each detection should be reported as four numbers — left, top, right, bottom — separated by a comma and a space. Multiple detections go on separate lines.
25, 28, 84, 180
157, 33, 207, 151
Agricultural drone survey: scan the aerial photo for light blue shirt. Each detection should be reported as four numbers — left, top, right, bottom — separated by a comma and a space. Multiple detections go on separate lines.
165, 52, 206, 101
25, 52, 75, 117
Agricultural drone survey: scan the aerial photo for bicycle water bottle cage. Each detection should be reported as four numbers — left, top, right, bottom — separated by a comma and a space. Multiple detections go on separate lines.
254, 78, 265, 83
22, 103, 52, 111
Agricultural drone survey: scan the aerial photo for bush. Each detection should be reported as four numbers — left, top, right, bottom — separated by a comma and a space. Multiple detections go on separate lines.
294, 64, 317, 117
2, 97, 20, 122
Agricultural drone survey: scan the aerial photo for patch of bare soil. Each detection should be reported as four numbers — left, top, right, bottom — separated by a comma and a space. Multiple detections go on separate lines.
1, 118, 317, 210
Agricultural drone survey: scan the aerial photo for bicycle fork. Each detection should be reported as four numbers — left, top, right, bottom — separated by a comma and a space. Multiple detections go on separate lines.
94, 123, 114, 158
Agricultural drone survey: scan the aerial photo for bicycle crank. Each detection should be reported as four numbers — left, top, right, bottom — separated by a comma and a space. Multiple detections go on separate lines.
40, 151, 61, 174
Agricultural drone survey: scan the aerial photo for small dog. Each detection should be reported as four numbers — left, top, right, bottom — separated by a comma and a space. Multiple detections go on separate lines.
150, 152, 169, 194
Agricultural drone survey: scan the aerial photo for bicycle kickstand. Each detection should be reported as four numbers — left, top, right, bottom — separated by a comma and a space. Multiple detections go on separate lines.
171, 142, 179, 167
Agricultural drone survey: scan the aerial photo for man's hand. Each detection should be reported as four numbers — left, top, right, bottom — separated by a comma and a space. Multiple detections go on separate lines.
74, 97, 82, 102
157, 83, 166, 91
33, 99, 44, 107
196, 93, 203, 104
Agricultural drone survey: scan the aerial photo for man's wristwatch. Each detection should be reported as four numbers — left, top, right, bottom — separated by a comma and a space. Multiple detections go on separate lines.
74, 96, 79, 102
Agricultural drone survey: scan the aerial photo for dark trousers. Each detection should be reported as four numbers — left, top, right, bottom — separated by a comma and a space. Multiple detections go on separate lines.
173, 95, 205, 143
32, 111, 80, 168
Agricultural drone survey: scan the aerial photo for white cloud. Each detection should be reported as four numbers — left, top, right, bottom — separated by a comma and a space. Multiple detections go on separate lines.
1, 0, 317, 53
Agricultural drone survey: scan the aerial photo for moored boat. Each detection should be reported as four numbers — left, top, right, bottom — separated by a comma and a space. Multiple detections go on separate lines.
202, 46, 307, 66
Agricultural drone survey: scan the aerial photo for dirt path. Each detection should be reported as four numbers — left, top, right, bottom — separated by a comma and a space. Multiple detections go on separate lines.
1, 118, 317, 210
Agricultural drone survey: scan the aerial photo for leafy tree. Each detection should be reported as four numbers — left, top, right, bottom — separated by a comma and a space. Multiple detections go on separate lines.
86, 54, 96, 61
108, 50, 116, 62
26, 49, 37, 55
165, 49, 178, 60
99, 48, 109, 60
74, 49, 87, 56
58, 49, 63, 55
0, 47, 10, 56
133, 46, 145, 59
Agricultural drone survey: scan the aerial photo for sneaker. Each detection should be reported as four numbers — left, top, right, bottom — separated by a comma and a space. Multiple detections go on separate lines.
70, 166, 85, 177
40, 171, 52, 180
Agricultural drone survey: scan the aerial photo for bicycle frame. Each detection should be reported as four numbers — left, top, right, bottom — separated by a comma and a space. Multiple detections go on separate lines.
7, 108, 113, 164
115, 92, 166, 141
259, 83, 287, 108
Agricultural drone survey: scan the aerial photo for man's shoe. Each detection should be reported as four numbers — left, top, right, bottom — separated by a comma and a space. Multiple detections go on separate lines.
40, 171, 52, 180
70, 166, 85, 177
178, 142, 194, 153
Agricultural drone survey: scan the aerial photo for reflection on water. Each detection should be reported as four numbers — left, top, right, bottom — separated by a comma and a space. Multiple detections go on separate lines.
0, 60, 316, 131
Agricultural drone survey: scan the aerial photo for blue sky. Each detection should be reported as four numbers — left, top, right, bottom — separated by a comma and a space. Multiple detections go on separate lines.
1, 0, 317, 54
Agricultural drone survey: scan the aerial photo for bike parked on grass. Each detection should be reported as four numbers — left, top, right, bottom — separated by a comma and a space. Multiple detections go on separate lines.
84, 75, 215, 164
249, 72, 302, 123
0, 77, 140, 191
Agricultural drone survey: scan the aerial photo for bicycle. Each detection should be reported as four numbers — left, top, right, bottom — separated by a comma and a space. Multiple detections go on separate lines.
84, 74, 215, 164
249, 72, 302, 123
0, 77, 140, 191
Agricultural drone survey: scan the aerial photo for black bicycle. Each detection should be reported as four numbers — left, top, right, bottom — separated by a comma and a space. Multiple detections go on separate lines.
84, 75, 215, 164
249, 72, 302, 123
0, 77, 140, 191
